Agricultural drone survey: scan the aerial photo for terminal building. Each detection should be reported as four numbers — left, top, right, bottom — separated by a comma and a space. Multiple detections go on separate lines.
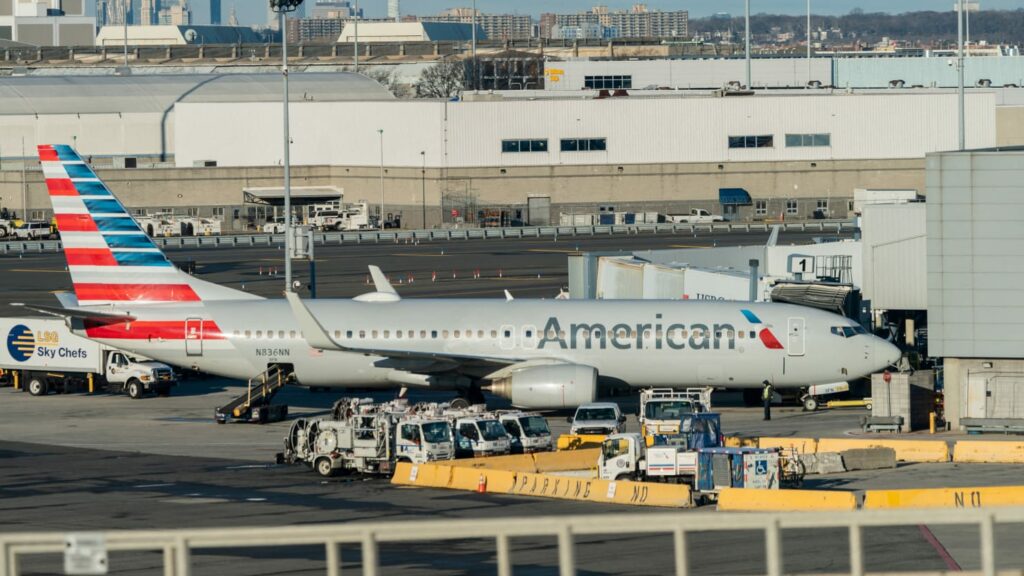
0, 70, 1019, 231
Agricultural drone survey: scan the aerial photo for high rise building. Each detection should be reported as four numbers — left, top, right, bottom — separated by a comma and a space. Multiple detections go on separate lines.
96, 0, 108, 26
210, 0, 220, 25
227, 2, 238, 26
158, 0, 190, 25
387, 0, 399, 22
431, 9, 533, 41
310, 0, 359, 19
140, 0, 156, 25
544, 5, 687, 39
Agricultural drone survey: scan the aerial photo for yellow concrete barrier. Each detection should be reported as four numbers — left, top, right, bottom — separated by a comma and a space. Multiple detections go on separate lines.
953, 441, 1024, 464
758, 437, 818, 454
455, 453, 539, 473
864, 486, 1024, 509
816, 438, 949, 463
717, 488, 857, 512
391, 462, 453, 489
556, 434, 606, 450
723, 436, 758, 448
533, 448, 599, 472
508, 471, 691, 508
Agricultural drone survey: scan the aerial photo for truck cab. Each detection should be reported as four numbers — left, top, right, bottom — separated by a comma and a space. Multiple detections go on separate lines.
498, 411, 553, 453
104, 351, 176, 399
395, 417, 456, 463
639, 388, 711, 437
568, 402, 626, 436
599, 432, 646, 481
453, 416, 511, 458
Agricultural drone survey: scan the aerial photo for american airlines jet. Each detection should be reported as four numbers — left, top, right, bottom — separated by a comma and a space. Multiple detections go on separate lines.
24, 145, 900, 409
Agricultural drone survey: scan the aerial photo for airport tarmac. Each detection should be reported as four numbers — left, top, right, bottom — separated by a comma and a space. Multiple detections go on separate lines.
3, 228, 1021, 575
0, 229, 838, 306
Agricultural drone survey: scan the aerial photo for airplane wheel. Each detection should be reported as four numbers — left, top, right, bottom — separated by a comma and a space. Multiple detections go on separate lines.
450, 398, 470, 410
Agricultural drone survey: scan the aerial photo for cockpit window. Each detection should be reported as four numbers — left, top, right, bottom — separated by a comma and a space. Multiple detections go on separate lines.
831, 325, 869, 338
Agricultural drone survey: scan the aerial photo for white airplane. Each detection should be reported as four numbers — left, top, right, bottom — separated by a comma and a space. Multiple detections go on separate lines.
23, 145, 900, 409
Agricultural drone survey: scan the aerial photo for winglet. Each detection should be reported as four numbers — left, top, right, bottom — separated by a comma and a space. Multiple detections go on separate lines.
284, 291, 344, 351
368, 265, 399, 296
504, 290, 514, 301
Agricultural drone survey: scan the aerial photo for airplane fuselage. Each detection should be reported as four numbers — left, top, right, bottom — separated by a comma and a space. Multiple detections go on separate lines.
80, 298, 897, 390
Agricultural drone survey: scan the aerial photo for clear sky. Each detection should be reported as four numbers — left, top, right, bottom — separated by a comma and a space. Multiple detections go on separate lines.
137, 1, 1024, 27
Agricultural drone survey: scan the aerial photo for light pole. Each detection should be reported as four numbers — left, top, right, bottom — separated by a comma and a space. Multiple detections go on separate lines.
378, 129, 385, 229
420, 150, 426, 229
123, 0, 128, 66
270, 0, 304, 293
806, 0, 811, 84
471, 0, 478, 92
744, 0, 751, 88
957, 0, 965, 151
353, 0, 359, 73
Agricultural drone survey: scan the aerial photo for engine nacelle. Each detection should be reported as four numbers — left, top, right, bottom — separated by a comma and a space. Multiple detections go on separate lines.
488, 364, 597, 409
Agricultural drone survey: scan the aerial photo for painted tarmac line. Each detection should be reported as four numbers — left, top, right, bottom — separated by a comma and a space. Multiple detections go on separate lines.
919, 525, 963, 572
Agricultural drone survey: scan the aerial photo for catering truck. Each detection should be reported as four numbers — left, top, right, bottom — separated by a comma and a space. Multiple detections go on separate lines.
0, 317, 176, 398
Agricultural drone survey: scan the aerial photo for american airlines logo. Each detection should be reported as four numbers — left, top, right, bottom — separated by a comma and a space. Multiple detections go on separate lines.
537, 310, 784, 351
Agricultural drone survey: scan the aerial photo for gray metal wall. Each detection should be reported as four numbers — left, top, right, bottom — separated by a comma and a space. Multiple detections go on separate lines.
927, 150, 1024, 359
861, 203, 927, 311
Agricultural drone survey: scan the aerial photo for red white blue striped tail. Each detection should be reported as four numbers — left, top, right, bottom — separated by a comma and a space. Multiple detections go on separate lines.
39, 144, 259, 306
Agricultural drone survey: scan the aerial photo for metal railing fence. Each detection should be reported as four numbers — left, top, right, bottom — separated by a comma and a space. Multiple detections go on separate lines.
0, 220, 853, 255
1, 506, 1019, 576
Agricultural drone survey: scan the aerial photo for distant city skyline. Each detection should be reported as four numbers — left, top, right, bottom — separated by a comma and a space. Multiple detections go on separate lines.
91, 0, 1024, 27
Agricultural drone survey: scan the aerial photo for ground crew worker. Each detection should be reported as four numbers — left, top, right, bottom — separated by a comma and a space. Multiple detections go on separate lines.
762, 380, 774, 421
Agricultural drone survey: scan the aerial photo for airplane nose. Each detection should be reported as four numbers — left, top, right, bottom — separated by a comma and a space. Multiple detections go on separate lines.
874, 339, 901, 367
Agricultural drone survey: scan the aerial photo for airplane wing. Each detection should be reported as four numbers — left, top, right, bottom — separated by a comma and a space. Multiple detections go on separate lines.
284, 291, 520, 369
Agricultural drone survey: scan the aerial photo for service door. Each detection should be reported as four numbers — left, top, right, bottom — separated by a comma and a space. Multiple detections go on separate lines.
527, 196, 551, 226
966, 373, 989, 419
787, 317, 805, 356
185, 318, 203, 356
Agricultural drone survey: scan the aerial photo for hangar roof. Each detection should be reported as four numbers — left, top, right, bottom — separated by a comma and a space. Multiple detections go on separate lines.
0, 72, 393, 115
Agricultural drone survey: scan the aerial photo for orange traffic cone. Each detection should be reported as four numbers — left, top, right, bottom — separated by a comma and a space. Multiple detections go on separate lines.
476, 473, 487, 494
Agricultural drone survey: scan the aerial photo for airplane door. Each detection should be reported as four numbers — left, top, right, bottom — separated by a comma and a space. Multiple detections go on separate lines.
787, 318, 805, 356
185, 318, 203, 356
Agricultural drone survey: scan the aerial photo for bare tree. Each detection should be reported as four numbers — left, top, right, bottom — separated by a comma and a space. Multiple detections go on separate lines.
414, 60, 465, 99
363, 67, 410, 99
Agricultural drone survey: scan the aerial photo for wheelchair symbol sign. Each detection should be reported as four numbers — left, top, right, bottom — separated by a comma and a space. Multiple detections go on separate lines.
755, 460, 768, 475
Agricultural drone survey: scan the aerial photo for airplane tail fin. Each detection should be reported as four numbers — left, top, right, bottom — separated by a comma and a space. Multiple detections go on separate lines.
38, 144, 260, 306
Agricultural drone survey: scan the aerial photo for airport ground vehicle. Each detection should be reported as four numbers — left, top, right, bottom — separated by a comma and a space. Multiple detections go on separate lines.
0, 208, 22, 238
599, 414, 723, 482
449, 408, 512, 457
639, 388, 711, 437
568, 402, 626, 435
0, 317, 176, 398
497, 411, 554, 453
262, 218, 287, 233
666, 209, 725, 224
139, 213, 222, 237
13, 221, 53, 240
279, 398, 454, 476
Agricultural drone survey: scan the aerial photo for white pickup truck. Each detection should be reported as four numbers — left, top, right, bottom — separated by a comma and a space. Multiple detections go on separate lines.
667, 209, 725, 224
0, 317, 176, 398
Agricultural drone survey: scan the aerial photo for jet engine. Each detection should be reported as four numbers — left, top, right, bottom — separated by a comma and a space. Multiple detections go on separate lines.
487, 364, 597, 409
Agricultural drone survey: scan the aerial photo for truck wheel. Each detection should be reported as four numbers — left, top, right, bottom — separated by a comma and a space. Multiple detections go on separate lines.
27, 374, 48, 396
315, 458, 335, 478
127, 379, 143, 400
0, 226, 7, 238
450, 398, 470, 410
803, 397, 819, 412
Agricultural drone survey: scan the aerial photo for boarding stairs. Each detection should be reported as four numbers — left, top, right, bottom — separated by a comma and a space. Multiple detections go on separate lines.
215, 364, 292, 424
